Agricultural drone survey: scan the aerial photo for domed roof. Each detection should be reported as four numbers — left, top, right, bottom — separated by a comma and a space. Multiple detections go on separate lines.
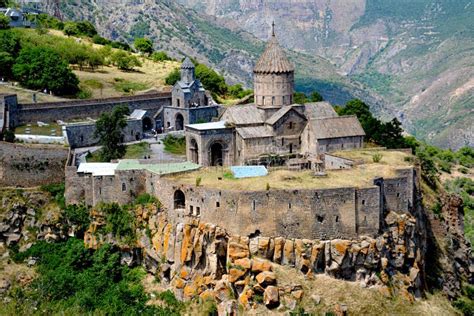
181, 57, 195, 69
254, 27, 294, 74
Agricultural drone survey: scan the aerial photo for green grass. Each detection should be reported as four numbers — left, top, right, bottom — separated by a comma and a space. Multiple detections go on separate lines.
87, 142, 151, 162
113, 79, 150, 94
15, 123, 62, 136
163, 135, 186, 155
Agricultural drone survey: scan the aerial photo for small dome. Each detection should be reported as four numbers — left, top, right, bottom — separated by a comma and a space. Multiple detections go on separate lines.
181, 57, 195, 69
254, 35, 294, 74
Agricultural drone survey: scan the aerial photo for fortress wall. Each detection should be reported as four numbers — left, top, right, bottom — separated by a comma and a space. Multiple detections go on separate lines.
150, 176, 376, 240
383, 176, 410, 213
0, 142, 68, 187
16, 94, 171, 126
65, 165, 89, 205
356, 187, 381, 235
65, 119, 143, 148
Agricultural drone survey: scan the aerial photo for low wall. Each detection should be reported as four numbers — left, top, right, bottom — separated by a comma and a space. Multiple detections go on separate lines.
0, 142, 68, 187
16, 93, 171, 126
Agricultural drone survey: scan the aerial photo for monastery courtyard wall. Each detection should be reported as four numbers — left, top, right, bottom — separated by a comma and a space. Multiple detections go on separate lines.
66, 164, 415, 240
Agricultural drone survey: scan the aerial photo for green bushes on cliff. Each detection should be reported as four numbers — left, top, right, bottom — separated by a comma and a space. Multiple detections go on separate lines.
7, 238, 163, 315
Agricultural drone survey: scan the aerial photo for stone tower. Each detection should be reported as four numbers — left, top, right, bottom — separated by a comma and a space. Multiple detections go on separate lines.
180, 57, 195, 84
253, 22, 295, 111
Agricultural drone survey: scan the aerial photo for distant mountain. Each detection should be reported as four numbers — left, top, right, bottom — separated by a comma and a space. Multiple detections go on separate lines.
176, 0, 474, 150
55, 0, 473, 149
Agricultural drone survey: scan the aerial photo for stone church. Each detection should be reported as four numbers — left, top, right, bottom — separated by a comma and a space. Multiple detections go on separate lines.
185, 28, 365, 167
164, 57, 220, 131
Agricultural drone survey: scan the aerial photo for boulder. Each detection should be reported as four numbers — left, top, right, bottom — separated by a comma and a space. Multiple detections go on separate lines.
214, 278, 235, 303
264, 286, 280, 308
251, 258, 272, 273
217, 300, 238, 316
256, 271, 276, 287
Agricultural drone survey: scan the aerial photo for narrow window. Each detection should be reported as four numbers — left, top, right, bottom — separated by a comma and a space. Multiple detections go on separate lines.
289, 122, 293, 129
177, 99, 180, 107
397, 193, 400, 198
190, 205, 194, 215
281, 138, 284, 146
216, 201, 220, 208
336, 216, 339, 223
362, 200, 366, 205
122, 183, 126, 192
262, 96, 265, 105
272, 96, 275, 105
196, 207, 201, 216
252, 200, 256, 211
289, 143, 293, 154
288, 203, 292, 209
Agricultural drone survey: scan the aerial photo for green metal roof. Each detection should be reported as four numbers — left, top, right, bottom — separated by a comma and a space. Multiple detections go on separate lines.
116, 160, 200, 175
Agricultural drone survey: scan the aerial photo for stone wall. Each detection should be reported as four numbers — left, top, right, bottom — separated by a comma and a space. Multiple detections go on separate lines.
15, 93, 171, 126
0, 142, 68, 187
147, 174, 384, 240
64, 118, 143, 148
318, 136, 364, 154
324, 154, 355, 170
254, 72, 294, 107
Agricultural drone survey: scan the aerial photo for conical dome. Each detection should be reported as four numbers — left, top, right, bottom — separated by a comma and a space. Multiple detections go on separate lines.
253, 34, 294, 74
181, 57, 195, 69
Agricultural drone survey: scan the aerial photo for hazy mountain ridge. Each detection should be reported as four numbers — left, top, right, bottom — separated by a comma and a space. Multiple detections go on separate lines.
176, 0, 474, 149
54, 0, 385, 108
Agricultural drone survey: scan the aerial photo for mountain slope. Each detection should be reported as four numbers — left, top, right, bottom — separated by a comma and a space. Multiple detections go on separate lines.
54, 0, 384, 109
176, 0, 474, 150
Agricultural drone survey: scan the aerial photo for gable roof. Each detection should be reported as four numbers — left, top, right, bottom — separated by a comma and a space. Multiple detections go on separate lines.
311, 116, 365, 139
266, 106, 307, 126
236, 126, 274, 139
221, 104, 265, 126
304, 102, 338, 120
254, 35, 294, 74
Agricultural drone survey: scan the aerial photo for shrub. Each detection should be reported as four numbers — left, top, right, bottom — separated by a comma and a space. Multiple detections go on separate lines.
40, 183, 65, 208
1, 129, 15, 143
196, 177, 202, 187
165, 68, 180, 85
63, 204, 90, 237
134, 193, 160, 206
0, 15, 10, 30
151, 51, 172, 62
134, 37, 153, 55
98, 203, 136, 244
372, 153, 383, 163
111, 51, 141, 71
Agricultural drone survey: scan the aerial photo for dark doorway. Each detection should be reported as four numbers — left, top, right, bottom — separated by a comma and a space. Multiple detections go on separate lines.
174, 190, 185, 209
142, 117, 153, 131
190, 138, 199, 164
210, 143, 223, 166
175, 114, 184, 131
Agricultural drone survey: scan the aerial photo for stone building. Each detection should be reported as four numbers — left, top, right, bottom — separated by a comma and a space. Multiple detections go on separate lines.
185, 27, 365, 167
164, 57, 220, 131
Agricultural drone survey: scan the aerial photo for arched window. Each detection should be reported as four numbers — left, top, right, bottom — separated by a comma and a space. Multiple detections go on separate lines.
122, 183, 126, 192
174, 190, 186, 209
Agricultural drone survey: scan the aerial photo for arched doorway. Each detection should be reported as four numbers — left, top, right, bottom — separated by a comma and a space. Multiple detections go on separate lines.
190, 138, 199, 164
174, 190, 185, 209
142, 117, 153, 131
175, 114, 184, 131
210, 143, 223, 166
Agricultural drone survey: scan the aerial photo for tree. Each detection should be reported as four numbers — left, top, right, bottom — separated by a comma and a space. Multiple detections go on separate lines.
195, 63, 227, 95
0, 51, 14, 78
293, 92, 308, 104
63, 22, 79, 36
134, 37, 153, 55
151, 51, 171, 62
310, 91, 323, 102
165, 68, 180, 86
0, 15, 10, 30
13, 46, 79, 95
94, 105, 130, 162
0, 30, 21, 56
75, 21, 97, 37
111, 51, 141, 71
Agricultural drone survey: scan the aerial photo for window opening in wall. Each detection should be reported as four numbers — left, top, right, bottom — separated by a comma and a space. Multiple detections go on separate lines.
177, 99, 180, 107
362, 200, 365, 205
288, 203, 292, 209
196, 207, 201, 216
281, 138, 284, 146
174, 190, 186, 209
80, 135, 84, 142
397, 193, 400, 198
336, 216, 339, 223
99, 188, 101, 195
317, 215, 324, 223
364, 216, 367, 223
216, 201, 220, 208
262, 96, 265, 105
289, 122, 293, 129
190, 205, 194, 215
121, 183, 126, 192
289, 143, 293, 154
252, 200, 256, 211
341, 143, 344, 149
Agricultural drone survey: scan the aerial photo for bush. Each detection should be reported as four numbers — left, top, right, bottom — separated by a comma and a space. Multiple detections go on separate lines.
40, 183, 65, 208
151, 51, 172, 62
134, 193, 160, 206
165, 68, 180, 85
63, 204, 90, 236
111, 50, 142, 71
98, 203, 136, 243
134, 37, 153, 55
0, 15, 10, 30
1, 129, 15, 143
196, 177, 202, 187
372, 153, 383, 163
9, 239, 162, 314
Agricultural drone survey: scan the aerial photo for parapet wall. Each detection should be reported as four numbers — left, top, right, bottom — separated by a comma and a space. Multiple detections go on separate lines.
65, 162, 415, 240
15, 93, 171, 126
0, 142, 68, 187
